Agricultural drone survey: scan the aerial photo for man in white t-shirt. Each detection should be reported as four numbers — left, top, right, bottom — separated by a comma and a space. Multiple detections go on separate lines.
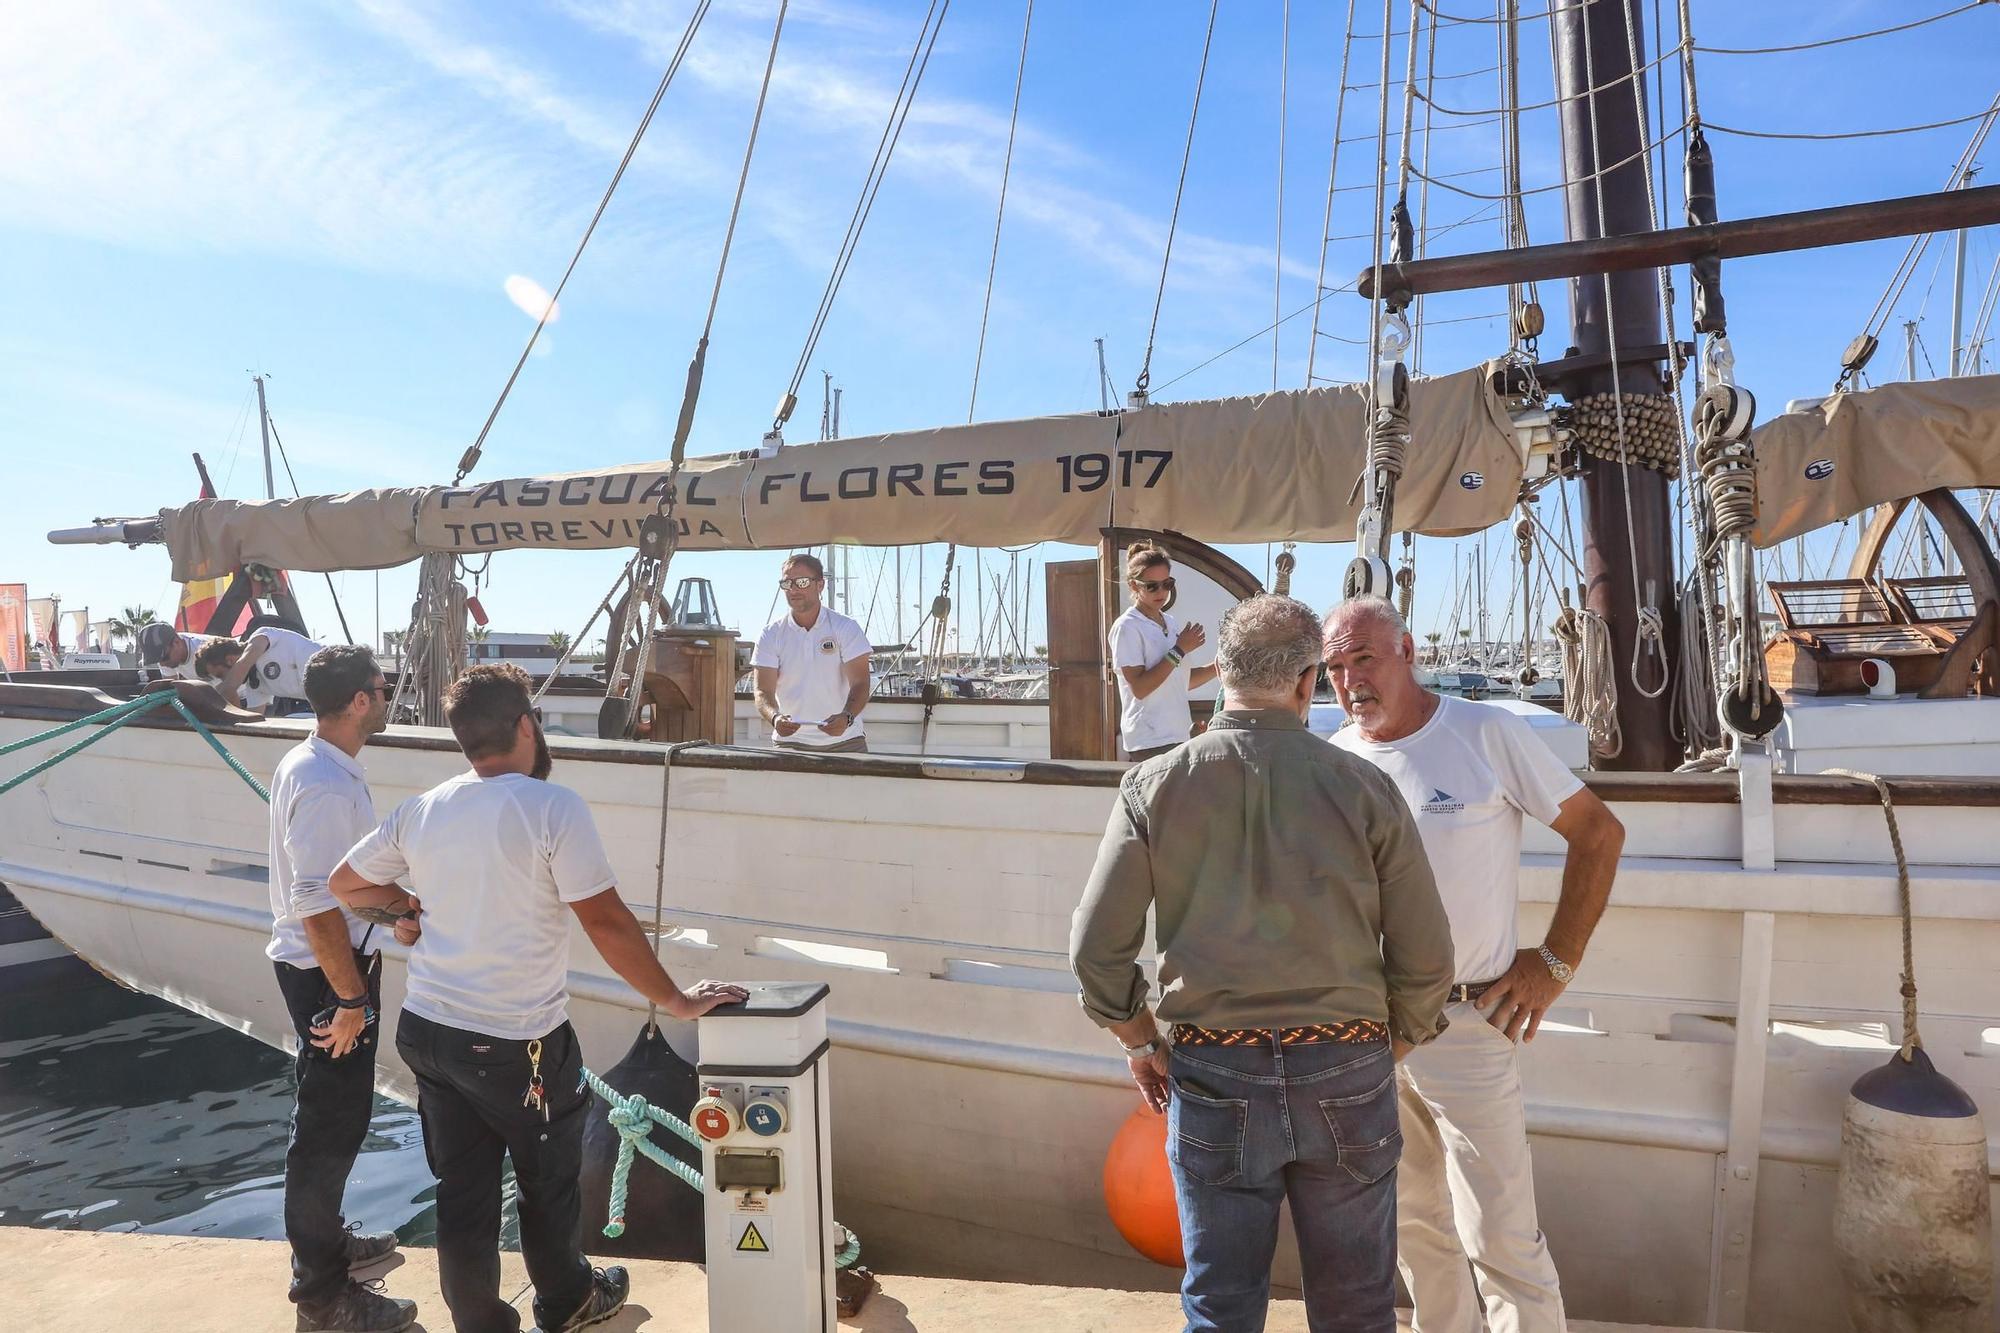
266, 645, 417, 1333
202, 625, 324, 715
137, 621, 221, 679
331, 664, 746, 1333
751, 553, 873, 753
1323, 597, 1625, 1333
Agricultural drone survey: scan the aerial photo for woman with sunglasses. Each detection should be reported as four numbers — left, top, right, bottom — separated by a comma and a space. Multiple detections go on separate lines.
1110, 542, 1216, 761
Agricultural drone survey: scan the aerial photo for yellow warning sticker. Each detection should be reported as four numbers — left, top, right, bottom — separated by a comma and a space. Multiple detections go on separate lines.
736, 1221, 770, 1253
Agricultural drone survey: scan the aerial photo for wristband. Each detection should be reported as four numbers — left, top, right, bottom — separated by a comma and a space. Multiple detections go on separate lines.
334, 992, 369, 1010
1165, 648, 1185, 666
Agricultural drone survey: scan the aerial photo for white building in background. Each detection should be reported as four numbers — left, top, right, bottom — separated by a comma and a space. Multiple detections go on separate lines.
464, 632, 583, 675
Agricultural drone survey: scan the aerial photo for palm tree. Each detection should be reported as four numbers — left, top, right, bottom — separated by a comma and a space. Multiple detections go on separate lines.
548, 630, 573, 658
107, 604, 160, 650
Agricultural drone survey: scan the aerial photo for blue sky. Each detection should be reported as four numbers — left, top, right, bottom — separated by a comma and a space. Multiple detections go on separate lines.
4, 0, 1996, 656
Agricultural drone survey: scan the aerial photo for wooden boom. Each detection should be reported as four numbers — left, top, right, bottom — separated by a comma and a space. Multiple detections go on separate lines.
1356, 183, 2000, 301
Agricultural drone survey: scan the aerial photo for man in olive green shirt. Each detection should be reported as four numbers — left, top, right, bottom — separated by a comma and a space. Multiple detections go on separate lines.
1070, 594, 1453, 1333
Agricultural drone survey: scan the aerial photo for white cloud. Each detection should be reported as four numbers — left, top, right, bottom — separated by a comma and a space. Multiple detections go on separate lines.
505, 275, 562, 323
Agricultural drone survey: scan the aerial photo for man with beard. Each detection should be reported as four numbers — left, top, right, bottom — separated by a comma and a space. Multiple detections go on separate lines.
1322, 597, 1625, 1333
269, 645, 418, 1332
331, 664, 746, 1333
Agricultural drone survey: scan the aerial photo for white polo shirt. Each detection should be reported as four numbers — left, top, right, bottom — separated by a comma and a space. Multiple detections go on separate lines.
266, 735, 378, 967
750, 606, 872, 747
240, 627, 322, 711
344, 772, 619, 1040
1330, 695, 1582, 984
163, 632, 221, 680
1109, 606, 1192, 753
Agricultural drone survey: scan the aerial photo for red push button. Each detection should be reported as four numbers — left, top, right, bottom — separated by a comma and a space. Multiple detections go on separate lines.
692, 1097, 737, 1141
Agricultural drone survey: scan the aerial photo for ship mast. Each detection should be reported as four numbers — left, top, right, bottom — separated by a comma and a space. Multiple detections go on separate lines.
1554, 0, 1677, 770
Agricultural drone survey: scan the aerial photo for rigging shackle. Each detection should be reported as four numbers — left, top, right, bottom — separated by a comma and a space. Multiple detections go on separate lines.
771, 391, 799, 432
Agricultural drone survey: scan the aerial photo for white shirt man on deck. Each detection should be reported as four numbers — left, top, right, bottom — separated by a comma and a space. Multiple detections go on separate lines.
1323, 596, 1626, 1333
137, 621, 221, 679
752, 552, 873, 754
203, 626, 325, 715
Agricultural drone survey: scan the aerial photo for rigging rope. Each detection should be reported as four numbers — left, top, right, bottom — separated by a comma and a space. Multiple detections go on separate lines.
1135, 0, 1221, 402
1822, 771, 1924, 1059
781, 0, 950, 425
1695, 2, 1993, 56
1577, 0, 1670, 701
968, 0, 1032, 423
452, 0, 712, 487
1409, 123, 1688, 200
1704, 106, 2000, 142
1273, 0, 1290, 393
1554, 598, 1621, 760
1306, 0, 1362, 388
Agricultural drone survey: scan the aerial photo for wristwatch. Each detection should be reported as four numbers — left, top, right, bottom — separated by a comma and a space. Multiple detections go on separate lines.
1120, 1036, 1164, 1059
1536, 945, 1575, 984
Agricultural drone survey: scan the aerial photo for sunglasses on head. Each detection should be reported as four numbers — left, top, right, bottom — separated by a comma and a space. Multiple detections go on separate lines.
778, 575, 822, 590
1132, 576, 1176, 593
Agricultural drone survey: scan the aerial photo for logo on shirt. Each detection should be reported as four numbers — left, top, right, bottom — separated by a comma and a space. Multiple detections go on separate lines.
818, 637, 837, 654
262, 661, 282, 681
1458, 471, 1484, 490
1804, 457, 1835, 481
1420, 788, 1464, 814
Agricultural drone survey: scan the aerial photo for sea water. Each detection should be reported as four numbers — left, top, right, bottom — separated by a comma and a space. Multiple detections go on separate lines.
0, 961, 482, 1244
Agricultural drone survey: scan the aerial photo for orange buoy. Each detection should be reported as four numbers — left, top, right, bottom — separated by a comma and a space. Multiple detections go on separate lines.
1102, 1106, 1185, 1268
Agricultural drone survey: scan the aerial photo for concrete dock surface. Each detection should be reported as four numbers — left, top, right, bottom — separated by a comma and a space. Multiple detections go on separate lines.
7, 1228, 1725, 1332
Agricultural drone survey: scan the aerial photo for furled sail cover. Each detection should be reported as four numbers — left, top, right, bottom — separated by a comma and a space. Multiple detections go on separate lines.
159, 366, 1520, 580
1751, 374, 2000, 548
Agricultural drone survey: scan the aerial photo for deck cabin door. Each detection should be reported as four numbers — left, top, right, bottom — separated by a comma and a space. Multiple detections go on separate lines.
1045, 558, 1115, 759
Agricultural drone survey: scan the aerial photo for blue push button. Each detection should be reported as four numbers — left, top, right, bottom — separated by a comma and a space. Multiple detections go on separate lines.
743, 1099, 785, 1137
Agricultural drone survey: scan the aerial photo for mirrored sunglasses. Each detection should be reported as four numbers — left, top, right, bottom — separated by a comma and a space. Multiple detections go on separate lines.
778, 575, 822, 590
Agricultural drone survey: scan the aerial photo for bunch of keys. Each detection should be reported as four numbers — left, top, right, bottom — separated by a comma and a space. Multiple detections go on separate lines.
522, 1038, 549, 1122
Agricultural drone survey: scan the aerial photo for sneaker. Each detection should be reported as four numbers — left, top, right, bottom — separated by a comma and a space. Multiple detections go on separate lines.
296, 1278, 417, 1333
343, 1222, 400, 1270
533, 1266, 630, 1333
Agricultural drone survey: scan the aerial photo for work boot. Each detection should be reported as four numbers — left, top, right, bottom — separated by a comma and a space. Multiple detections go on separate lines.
343, 1222, 400, 1269
296, 1278, 417, 1333
533, 1266, 630, 1333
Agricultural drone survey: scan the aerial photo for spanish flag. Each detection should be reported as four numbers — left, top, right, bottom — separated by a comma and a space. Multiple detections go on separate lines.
174, 454, 252, 635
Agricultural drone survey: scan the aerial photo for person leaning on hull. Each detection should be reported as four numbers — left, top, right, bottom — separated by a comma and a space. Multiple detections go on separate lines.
1109, 542, 1218, 762
1323, 596, 1626, 1333
195, 625, 326, 717
1073, 594, 1455, 1332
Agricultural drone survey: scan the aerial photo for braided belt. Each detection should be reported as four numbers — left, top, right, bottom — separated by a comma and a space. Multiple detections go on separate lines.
1171, 1019, 1388, 1048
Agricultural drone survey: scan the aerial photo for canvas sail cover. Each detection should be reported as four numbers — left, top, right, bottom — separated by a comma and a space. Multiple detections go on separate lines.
1751, 374, 2000, 548
158, 366, 1521, 581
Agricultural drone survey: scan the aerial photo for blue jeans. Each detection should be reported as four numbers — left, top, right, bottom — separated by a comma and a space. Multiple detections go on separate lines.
1169, 1038, 1401, 1333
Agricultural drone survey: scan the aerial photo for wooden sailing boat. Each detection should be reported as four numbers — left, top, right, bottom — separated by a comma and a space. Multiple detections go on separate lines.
8, 4, 2000, 1327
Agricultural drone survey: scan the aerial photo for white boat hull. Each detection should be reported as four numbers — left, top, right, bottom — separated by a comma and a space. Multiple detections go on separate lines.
0, 708, 1995, 1331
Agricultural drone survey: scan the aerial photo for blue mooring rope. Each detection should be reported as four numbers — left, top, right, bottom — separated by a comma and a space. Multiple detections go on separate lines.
579, 1065, 861, 1269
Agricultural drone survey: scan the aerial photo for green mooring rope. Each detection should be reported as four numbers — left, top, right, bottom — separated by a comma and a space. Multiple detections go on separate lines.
0, 691, 269, 803
579, 1065, 862, 1270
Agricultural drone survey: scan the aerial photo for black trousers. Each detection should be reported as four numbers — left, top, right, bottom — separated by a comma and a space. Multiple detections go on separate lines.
396, 1009, 594, 1333
274, 952, 383, 1307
